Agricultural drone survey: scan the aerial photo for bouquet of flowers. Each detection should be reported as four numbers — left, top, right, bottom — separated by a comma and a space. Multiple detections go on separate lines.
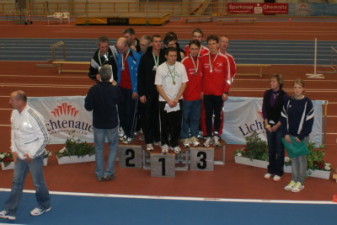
0, 152, 13, 167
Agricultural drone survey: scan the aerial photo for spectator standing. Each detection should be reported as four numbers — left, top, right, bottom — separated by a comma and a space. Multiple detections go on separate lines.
123, 28, 141, 52
262, 74, 288, 182
281, 79, 314, 193
0, 90, 51, 221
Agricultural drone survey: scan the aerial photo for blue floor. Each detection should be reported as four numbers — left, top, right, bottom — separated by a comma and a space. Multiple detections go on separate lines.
0, 190, 336, 225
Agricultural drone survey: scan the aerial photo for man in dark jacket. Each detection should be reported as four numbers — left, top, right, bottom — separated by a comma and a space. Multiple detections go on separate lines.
138, 34, 165, 151
88, 36, 118, 82
84, 64, 122, 181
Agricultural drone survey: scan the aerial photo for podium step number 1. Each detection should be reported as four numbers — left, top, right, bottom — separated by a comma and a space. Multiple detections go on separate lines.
150, 153, 175, 177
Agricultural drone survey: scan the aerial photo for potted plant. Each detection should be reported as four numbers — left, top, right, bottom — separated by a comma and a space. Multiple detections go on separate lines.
234, 131, 268, 168
56, 136, 95, 165
0, 152, 14, 170
0, 149, 51, 170
284, 143, 332, 180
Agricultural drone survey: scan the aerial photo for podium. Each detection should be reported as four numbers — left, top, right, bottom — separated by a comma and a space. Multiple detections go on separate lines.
150, 153, 175, 177
189, 147, 214, 171
118, 145, 143, 168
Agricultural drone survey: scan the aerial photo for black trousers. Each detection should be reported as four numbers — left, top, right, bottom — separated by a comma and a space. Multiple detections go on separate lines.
159, 100, 183, 148
203, 95, 223, 137
141, 94, 160, 144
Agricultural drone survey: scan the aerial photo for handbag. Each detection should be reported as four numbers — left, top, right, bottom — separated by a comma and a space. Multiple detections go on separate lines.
282, 136, 309, 158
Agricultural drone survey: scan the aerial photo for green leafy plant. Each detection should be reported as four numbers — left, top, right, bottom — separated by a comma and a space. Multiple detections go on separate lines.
234, 131, 268, 161
306, 143, 332, 171
56, 137, 95, 158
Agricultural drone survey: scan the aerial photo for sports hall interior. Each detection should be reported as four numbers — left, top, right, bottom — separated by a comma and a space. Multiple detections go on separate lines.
0, 0, 337, 223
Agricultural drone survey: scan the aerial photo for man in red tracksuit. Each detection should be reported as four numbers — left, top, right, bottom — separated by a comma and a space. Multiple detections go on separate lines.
201, 35, 232, 147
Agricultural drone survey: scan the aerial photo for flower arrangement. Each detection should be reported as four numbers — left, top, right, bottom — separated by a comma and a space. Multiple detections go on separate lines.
234, 131, 268, 161
283, 143, 331, 172
0, 149, 51, 168
56, 137, 95, 158
0, 152, 13, 167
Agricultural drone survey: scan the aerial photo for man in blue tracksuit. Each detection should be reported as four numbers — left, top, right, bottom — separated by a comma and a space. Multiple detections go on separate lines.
116, 37, 141, 143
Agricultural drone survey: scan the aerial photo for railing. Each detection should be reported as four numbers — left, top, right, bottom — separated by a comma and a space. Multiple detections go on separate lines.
0, 1, 228, 17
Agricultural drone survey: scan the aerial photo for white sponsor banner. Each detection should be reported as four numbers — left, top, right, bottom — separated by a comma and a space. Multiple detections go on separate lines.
221, 97, 325, 145
29, 96, 93, 144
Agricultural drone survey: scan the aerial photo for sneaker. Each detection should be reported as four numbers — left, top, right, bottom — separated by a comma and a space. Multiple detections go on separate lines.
182, 139, 190, 147
103, 174, 115, 181
0, 210, 16, 221
273, 175, 281, 182
173, 146, 181, 154
161, 144, 169, 154
118, 127, 124, 137
153, 141, 161, 146
123, 137, 132, 144
213, 136, 221, 146
190, 136, 200, 147
146, 143, 154, 151
264, 173, 272, 179
284, 180, 296, 191
291, 182, 304, 193
30, 207, 52, 216
204, 137, 212, 147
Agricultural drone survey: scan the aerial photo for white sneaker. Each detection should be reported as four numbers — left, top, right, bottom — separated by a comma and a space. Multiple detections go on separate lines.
30, 207, 52, 216
204, 137, 212, 147
0, 210, 16, 220
291, 182, 305, 193
118, 127, 124, 137
264, 173, 272, 179
146, 143, 154, 151
182, 139, 190, 147
153, 141, 161, 146
190, 136, 200, 147
123, 137, 132, 144
273, 175, 281, 182
284, 180, 296, 191
173, 146, 181, 154
213, 136, 220, 146
161, 144, 169, 154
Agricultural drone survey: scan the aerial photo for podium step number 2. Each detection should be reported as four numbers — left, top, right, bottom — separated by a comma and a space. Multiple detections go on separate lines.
150, 153, 175, 177
119, 145, 143, 168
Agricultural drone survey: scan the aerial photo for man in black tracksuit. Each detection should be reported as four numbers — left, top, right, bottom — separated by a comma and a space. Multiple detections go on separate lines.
88, 36, 118, 82
138, 35, 165, 151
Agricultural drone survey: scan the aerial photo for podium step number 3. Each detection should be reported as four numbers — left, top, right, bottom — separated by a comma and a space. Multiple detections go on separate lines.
119, 145, 143, 168
190, 147, 214, 171
150, 153, 175, 177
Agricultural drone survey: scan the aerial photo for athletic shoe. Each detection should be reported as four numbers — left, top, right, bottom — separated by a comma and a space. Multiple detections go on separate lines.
204, 137, 212, 147
30, 207, 52, 216
123, 137, 132, 144
118, 127, 124, 137
173, 146, 181, 154
153, 141, 161, 146
291, 182, 305, 193
182, 139, 190, 147
190, 136, 200, 147
161, 144, 169, 154
103, 174, 115, 181
264, 173, 272, 179
146, 143, 154, 151
213, 136, 221, 146
273, 175, 282, 182
0, 210, 16, 221
284, 180, 296, 191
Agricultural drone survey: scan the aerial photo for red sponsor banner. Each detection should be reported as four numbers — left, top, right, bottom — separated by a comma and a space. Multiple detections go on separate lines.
228, 3, 288, 15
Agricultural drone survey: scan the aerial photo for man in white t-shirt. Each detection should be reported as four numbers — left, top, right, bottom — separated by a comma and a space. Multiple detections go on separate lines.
155, 47, 188, 154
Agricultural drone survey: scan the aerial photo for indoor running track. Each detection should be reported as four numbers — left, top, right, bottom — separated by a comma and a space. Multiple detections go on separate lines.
0, 189, 336, 225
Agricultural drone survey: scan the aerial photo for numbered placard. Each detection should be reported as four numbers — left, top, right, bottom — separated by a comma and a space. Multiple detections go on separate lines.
150, 153, 175, 177
190, 147, 214, 171
119, 145, 143, 168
